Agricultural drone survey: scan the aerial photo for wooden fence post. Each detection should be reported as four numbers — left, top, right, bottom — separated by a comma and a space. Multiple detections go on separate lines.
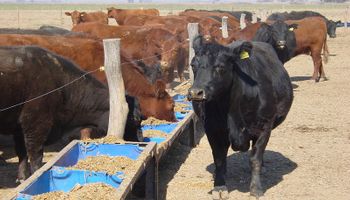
221, 16, 228, 38
187, 23, 199, 84
103, 39, 129, 138
252, 12, 258, 23
345, 6, 349, 28
262, 9, 268, 22
240, 13, 246, 29
17, 7, 20, 29
60, 7, 64, 26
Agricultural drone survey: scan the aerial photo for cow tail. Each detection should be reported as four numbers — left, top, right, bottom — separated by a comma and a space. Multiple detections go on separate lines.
323, 37, 329, 64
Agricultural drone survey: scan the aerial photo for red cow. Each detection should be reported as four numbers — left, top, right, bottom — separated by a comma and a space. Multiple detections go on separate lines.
107, 7, 159, 25
0, 34, 176, 121
65, 10, 108, 26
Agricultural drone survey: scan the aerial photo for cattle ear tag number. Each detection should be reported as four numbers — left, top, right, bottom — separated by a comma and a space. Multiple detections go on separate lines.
240, 51, 249, 60
289, 27, 294, 31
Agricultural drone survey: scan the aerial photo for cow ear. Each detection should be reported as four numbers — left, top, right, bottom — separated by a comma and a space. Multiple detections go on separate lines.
288, 24, 298, 31
229, 42, 258, 86
192, 35, 203, 54
231, 41, 253, 60
65, 12, 71, 16
154, 79, 166, 99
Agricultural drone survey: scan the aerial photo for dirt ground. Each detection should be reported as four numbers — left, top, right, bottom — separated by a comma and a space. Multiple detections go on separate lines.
1, 5, 350, 200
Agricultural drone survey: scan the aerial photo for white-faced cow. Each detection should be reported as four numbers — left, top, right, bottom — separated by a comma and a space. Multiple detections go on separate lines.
187, 36, 293, 199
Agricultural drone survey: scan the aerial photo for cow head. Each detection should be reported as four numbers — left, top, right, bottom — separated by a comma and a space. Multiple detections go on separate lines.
65, 10, 87, 26
107, 7, 120, 18
327, 20, 341, 38
255, 21, 297, 50
159, 39, 185, 84
138, 80, 176, 122
188, 36, 255, 102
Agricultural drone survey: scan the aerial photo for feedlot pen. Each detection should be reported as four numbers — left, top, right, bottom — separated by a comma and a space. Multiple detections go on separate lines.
1, 3, 350, 200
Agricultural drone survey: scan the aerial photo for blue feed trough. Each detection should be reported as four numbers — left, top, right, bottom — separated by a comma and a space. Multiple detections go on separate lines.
173, 94, 188, 102
140, 94, 193, 144
15, 142, 143, 199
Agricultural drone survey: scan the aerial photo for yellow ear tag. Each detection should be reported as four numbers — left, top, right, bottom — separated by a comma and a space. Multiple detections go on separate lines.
240, 51, 249, 60
289, 27, 294, 31
99, 66, 105, 72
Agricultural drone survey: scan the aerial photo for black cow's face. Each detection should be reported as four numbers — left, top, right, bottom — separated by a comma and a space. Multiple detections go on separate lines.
327, 20, 341, 38
270, 21, 298, 49
188, 37, 252, 102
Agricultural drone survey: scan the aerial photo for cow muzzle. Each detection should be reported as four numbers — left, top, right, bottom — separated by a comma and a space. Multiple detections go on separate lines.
330, 34, 336, 38
187, 88, 206, 101
160, 61, 168, 67
277, 40, 286, 49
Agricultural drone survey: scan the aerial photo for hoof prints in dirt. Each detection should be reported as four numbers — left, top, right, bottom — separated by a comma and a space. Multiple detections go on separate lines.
294, 125, 336, 133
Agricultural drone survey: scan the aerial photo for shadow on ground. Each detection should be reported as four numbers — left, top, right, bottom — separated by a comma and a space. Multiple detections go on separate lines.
206, 150, 297, 194
0, 134, 69, 190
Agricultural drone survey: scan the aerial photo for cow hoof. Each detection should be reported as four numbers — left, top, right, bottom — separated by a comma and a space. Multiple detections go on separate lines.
212, 186, 229, 200
249, 195, 267, 200
250, 188, 264, 199
15, 178, 25, 184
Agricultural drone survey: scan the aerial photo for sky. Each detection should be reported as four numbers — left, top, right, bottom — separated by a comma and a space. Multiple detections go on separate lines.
0, 0, 261, 3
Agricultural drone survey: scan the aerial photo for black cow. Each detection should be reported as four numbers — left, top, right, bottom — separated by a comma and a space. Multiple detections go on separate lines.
187, 36, 293, 199
0, 25, 77, 36
0, 46, 141, 182
184, 9, 260, 22
267, 11, 341, 38
253, 20, 298, 63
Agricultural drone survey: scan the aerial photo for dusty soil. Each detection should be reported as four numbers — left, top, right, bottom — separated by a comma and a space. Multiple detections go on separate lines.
1, 6, 350, 200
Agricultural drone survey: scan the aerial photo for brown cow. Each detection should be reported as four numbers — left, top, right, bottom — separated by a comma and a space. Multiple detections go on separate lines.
107, 7, 159, 25
123, 15, 190, 40
0, 34, 176, 121
65, 10, 108, 26
286, 17, 329, 81
71, 22, 184, 83
179, 10, 240, 30
228, 22, 262, 42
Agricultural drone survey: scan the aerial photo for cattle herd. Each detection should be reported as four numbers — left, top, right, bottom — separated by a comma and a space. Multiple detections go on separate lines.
0, 6, 342, 199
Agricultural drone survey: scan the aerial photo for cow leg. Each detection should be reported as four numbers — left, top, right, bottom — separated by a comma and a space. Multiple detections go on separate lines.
13, 131, 30, 182
177, 63, 186, 82
19, 105, 53, 174
311, 51, 322, 82
249, 129, 271, 198
206, 131, 230, 200
319, 61, 327, 81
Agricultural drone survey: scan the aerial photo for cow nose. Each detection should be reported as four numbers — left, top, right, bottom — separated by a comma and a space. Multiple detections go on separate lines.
161, 61, 168, 66
277, 40, 286, 48
187, 88, 205, 101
